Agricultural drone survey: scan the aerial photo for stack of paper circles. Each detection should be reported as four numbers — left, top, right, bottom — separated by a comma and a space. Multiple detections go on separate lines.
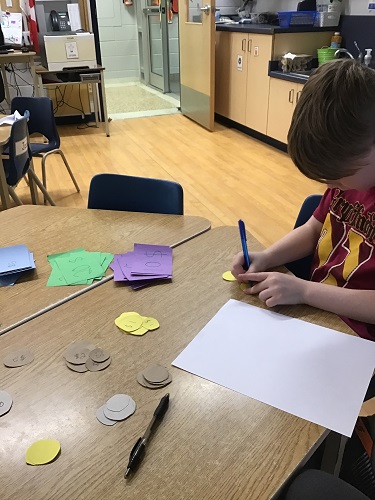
115, 312, 159, 336
63, 341, 111, 373
137, 364, 172, 389
96, 394, 136, 426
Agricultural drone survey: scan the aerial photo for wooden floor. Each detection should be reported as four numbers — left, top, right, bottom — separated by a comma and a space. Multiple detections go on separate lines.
9, 114, 324, 248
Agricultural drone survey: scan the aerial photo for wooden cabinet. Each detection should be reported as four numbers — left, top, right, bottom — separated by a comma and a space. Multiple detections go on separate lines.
215, 32, 272, 132
244, 34, 273, 134
266, 78, 304, 144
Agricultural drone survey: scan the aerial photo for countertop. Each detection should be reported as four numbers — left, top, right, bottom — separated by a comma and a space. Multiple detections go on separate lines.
216, 23, 335, 34
268, 70, 311, 84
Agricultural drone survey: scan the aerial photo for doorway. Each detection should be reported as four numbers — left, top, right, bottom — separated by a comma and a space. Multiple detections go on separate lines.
95, 0, 180, 120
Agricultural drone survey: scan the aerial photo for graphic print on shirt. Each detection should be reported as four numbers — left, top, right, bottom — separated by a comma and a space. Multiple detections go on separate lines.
311, 192, 374, 287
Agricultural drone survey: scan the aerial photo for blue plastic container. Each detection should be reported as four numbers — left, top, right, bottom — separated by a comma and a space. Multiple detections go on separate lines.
278, 11, 317, 28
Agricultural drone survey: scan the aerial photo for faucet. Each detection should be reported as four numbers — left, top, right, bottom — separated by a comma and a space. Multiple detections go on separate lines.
334, 41, 363, 63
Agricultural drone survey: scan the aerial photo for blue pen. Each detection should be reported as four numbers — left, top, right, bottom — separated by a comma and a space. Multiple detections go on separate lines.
238, 219, 252, 286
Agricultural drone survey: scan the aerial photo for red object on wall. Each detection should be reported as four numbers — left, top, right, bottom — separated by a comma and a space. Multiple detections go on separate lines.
171, 0, 178, 14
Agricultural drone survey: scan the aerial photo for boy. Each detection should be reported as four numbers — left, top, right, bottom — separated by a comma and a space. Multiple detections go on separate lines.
231, 59, 375, 341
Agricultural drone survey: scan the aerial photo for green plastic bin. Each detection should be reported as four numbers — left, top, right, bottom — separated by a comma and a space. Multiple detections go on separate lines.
317, 47, 337, 65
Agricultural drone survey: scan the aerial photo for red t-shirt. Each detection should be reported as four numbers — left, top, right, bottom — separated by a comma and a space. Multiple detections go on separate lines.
312, 187, 375, 341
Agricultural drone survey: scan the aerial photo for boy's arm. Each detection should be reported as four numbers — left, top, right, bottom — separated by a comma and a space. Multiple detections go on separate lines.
260, 215, 323, 269
246, 272, 375, 325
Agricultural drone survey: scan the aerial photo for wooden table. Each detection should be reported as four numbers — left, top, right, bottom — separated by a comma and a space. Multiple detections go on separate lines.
0, 227, 354, 500
0, 205, 210, 335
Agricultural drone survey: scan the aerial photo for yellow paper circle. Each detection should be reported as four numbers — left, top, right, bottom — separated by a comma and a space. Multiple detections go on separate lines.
128, 326, 149, 336
222, 271, 237, 282
142, 317, 160, 330
115, 314, 143, 332
239, 282, 249, 291
26, 439, 61, 465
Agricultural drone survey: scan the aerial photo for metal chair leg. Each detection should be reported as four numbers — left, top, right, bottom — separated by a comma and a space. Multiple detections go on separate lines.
27, 169, 56, 206
41, 149, 80, 194
8, 186, 23, 205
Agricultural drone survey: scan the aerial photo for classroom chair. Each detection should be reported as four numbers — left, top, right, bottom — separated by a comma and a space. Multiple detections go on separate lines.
87, 173, 184, 215
3, 111, 55, 207
10, 96, 80, 199
285, 194, 323, 280
284, 469, 369, 500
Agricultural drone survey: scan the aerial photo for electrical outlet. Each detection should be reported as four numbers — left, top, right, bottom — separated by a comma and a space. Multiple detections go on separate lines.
88, 83, 92, 92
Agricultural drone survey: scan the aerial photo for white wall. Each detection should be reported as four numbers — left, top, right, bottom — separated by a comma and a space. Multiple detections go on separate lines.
343, 0, 375, 14
96, 0, 139, 81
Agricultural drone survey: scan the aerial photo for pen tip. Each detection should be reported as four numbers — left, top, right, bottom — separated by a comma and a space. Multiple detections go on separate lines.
125, 468, 131, 478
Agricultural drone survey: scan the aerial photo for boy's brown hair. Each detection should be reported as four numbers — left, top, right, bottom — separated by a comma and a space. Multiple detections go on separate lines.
288, 59, 375, 182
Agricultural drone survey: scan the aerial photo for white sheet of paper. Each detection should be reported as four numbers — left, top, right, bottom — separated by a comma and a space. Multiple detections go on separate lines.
172, 299, 375, 437
67, 4, 82, 31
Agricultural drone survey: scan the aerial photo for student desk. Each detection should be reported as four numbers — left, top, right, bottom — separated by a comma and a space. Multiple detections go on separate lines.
35, 65, 110, 137
0, 205, 211, 335
0, 227, 354, 500
0, 51, 38, 106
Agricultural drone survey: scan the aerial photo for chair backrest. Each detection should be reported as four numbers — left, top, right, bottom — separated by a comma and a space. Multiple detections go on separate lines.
285, 194, 323, 280
11, 96, 60, 149
87, 173, 184, 215
3, 112, 32, 187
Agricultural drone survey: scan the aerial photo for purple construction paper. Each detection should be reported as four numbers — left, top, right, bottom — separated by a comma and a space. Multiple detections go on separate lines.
131, 244, 172, 276
119, 252, 170, 282
111, 255, 129, 282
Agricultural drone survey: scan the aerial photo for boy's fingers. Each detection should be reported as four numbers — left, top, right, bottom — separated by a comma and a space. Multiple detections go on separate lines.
239, 272, 270, 282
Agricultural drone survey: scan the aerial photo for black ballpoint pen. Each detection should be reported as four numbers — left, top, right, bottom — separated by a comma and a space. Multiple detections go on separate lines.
125, 393, 170, 478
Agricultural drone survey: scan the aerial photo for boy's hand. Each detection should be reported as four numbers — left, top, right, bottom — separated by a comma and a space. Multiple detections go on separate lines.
239, 272, 307, 307
231, 251, 270, 280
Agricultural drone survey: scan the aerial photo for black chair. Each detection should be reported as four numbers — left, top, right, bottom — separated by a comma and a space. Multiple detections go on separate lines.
11, 97, 80, 197
87, 173, 184, 215
3, 111, 55, 206
285, 194, 322, 280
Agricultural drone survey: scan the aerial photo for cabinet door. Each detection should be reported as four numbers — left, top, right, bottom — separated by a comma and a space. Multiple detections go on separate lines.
215, 31, 232, 118
245, 34, 273, 134
267, 78, 298, 144
228, 32, 248, 125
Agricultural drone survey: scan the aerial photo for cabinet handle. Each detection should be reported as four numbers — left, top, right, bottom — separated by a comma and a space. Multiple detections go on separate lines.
247, 39, 252, 53
296, 90, 302, 103
242, 38, 246, 51
289, 89, 294, 103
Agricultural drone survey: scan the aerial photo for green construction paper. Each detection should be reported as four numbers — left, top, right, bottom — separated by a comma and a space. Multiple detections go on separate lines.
47, 249, 88, 286
55, 253, 104, 285
101, 252, 114, 270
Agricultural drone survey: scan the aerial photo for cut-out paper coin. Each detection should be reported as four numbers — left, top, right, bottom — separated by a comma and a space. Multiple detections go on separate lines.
114, 314, 143, 332
222, 271, 237, 282
85, 357, 111, 372
103, 397, 136, 421
63, 341, 96, 359
142, 364, 169, 384
240, 282, 249, 291
106, 394, 130, 412
141, 317, 160, 331
26, 439, 61, 465
65, 348, 91, 365
96, 406, 117, 426
4, 349, 34, 368
66, 361, 88, 373
137, 372, 172, 389
0, 390, 13, 417
89, 348, 110, 363
128, 326, 148, 336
